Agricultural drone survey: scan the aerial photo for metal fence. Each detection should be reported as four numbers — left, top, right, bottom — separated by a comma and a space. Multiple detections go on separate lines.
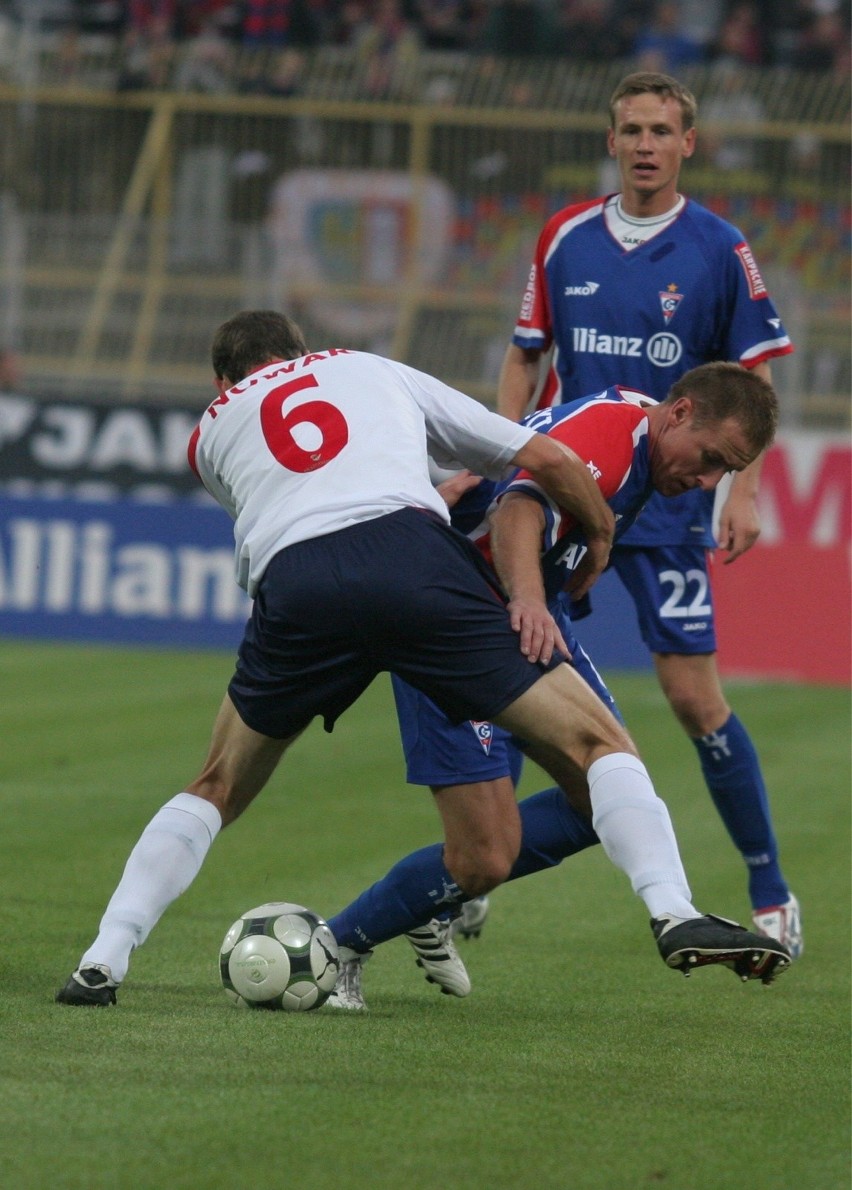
0, 52, 848, 426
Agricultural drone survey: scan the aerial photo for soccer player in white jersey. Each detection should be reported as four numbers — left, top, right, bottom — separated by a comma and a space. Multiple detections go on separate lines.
497, 72, 802, 957
56, 310, 790, 1007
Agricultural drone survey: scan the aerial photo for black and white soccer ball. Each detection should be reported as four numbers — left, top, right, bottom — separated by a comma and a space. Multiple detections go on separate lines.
219, 902, 340, 1011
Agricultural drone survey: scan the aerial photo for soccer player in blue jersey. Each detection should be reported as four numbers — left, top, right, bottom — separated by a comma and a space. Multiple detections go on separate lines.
326, 363, 787, 1010
497, 71, 801, 956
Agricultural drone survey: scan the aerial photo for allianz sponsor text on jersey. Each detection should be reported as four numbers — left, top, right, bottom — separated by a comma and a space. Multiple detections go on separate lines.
571, 327, 683, 368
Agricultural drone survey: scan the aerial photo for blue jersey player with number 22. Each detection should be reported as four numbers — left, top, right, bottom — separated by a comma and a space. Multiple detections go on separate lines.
497, 70, 801, 957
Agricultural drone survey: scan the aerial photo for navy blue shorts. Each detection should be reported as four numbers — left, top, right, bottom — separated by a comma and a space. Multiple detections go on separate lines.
228, 508, 558, 739
610, 544, 717, 655
391, 592, 623, 787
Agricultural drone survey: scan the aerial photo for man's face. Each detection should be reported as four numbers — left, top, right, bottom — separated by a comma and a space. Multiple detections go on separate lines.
607, 92, 696, 206
651, 398, 756, 497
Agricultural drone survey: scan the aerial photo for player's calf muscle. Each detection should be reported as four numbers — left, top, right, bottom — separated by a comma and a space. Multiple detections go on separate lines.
437, 779, 521, 893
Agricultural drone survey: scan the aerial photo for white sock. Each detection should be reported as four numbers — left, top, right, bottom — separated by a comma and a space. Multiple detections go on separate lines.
588, 753, 700, 921
80, 793, 222, 982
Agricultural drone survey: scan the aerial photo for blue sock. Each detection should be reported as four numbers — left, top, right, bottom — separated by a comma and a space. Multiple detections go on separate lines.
328, 788, 598, 951
328, 844, 464, 951
507, 786, 598, 880
693, 712, 789, 909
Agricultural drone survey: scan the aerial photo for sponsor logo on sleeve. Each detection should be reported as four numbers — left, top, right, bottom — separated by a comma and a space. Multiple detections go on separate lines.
520, 264, 537, 322
734, 242, 768, 299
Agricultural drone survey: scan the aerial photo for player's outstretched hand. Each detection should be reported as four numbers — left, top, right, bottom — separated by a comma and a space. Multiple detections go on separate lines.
717, 485, 761, 563
507, 597, 571, 665
435, 469, 483, 509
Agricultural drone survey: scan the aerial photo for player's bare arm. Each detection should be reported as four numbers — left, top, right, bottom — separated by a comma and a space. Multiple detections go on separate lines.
511, 433, 614, 597
717, 362, 771, 563
497, 343, 542, 420
489, 491, 570, 666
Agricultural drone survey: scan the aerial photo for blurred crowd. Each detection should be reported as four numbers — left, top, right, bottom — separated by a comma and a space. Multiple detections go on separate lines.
0, 0, 847, 93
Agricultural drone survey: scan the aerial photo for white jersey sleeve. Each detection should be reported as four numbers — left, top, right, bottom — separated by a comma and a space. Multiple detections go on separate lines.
189, 350, 534, 595
394, 360, 534, 478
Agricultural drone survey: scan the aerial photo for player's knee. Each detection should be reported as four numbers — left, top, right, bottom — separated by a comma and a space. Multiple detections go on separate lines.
581, 720, 638, 773
664, 685, 729, 737
655, 655, 730, 736
599, 717, 634, 755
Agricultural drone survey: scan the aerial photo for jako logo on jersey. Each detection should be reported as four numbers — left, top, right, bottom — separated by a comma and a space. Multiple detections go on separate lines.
470, 721, 494, 755
572, 327, 683, 368
734, 242, 768, 299
659, 285, 683, 323
563, 282, 600, 296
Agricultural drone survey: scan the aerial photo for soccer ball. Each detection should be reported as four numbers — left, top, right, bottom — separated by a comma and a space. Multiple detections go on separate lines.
219, 902, 340, 1011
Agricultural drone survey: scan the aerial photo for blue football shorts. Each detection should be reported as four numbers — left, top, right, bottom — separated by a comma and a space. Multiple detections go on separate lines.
227, 507, 560, 740
393, 592, 623, 788
610, 544, 717, 655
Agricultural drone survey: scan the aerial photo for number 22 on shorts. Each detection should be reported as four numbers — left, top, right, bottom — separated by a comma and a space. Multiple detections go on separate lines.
658, 567, 711, 618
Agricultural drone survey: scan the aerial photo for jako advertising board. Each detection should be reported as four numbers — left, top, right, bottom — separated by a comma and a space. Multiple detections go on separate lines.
0, 393, 249, 648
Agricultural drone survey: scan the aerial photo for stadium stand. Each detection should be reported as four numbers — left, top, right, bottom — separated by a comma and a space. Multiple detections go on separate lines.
0, 2, 847, 425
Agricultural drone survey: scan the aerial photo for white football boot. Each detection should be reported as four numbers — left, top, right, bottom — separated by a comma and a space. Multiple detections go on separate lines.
405, 919, 471, 997
752, 893, 803, 960
450, 895, 490, 940
325, 947, 372, 1011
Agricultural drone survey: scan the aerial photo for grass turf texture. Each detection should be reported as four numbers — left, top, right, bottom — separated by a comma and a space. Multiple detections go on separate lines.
1, 640, 849, 1190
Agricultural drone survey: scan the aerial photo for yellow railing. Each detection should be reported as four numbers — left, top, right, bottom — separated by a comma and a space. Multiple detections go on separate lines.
0, 67, 848, 425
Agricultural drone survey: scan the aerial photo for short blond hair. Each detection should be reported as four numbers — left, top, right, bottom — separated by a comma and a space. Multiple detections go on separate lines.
609, 72, 698, 131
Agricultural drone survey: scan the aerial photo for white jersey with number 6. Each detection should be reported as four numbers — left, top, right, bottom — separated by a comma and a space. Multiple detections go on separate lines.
189, 349, 534, 596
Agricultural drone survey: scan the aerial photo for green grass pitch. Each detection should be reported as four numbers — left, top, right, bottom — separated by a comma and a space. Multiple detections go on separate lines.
1, 640, 849, 1189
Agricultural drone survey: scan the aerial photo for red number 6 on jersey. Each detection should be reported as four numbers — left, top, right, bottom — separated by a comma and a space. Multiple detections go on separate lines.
260, 373, 349, 472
